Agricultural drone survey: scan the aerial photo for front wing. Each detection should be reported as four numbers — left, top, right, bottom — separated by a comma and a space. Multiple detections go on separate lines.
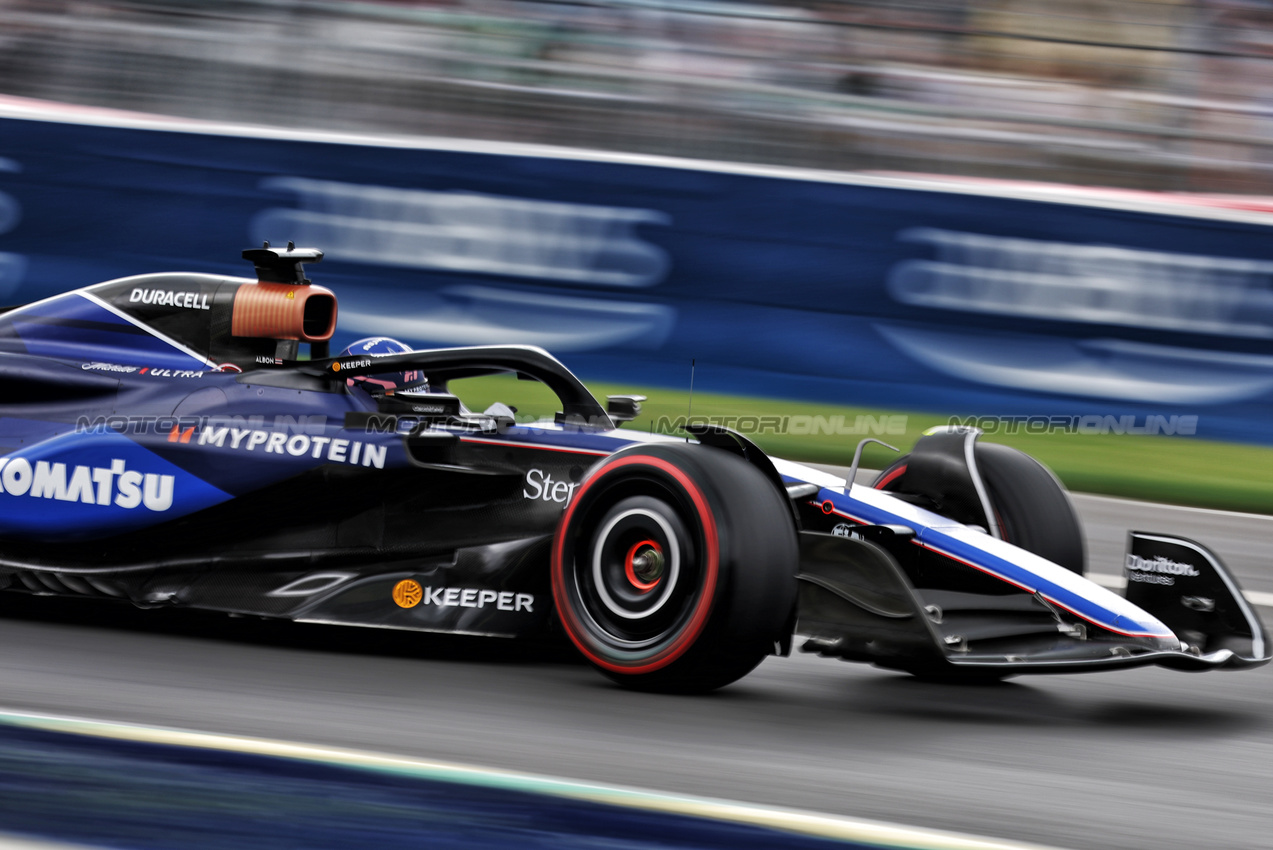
794, 530, 1269, 676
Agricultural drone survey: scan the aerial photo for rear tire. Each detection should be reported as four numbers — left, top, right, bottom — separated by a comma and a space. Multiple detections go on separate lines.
874, 443, 1086, 575
552, 443, 798, 693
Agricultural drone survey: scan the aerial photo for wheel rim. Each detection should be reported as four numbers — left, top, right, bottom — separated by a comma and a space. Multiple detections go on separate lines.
571, 491, 704, 651
590, 507, 681, 622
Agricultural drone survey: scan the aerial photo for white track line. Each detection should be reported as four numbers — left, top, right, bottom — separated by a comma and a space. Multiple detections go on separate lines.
0, 709, 1069, 850
0, 835, 101, 850
1085, 573, 1127, 591
1073, 492, 1273, 524
1088, 572, 1273, 609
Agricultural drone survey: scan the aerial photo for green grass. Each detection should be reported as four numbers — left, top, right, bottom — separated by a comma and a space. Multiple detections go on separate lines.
447, 375, 1273, 515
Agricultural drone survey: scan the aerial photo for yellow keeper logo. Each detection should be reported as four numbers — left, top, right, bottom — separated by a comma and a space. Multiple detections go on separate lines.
392, 579, 423, 608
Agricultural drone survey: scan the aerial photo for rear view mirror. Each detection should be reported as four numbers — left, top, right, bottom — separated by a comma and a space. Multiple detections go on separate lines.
606, 394, 646, 423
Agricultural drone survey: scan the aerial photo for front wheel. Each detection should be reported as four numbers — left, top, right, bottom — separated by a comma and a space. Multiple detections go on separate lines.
552, 443, 798, 693
875, 442, 1086, 575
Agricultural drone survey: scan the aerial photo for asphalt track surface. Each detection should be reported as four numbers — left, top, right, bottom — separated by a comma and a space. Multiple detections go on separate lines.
0, 487, 1270, 850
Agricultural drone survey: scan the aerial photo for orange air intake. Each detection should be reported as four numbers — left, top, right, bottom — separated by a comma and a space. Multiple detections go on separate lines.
231, 282, 337, 341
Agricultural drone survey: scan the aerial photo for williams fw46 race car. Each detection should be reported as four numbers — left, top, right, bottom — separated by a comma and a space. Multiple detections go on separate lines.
0, 245, 1266, 692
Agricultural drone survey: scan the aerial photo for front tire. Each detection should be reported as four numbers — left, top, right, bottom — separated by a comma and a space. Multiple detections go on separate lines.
552, 443, 797, 693
874, 443, 1086, 575
976, 443, 1086, 575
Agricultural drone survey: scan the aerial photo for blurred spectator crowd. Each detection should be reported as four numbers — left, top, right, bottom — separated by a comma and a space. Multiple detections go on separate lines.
1, 0, 1272, 191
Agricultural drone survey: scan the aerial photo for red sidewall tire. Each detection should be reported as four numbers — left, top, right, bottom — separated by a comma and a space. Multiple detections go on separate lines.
552, 443, 798, 692
552, 453, 720, 676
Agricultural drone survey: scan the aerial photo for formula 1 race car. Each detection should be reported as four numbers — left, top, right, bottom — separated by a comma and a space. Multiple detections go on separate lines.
0, 245, 1266, 691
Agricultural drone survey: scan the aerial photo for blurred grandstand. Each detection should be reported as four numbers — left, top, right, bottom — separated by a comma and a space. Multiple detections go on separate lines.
0, 0, 1271, 191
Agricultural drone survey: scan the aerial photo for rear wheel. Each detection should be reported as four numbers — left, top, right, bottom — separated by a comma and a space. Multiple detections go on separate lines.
874, 443, 1085, 575
552, 443, 798, 693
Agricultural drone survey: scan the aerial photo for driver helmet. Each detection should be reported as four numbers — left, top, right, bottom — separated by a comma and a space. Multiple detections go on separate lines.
338, 336, 427, 392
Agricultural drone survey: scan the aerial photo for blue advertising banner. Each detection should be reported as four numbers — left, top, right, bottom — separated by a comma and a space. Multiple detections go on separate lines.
3, 104, 1273, 444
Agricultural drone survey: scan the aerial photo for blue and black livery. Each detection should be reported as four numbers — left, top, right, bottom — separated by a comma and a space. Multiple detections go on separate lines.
0, 245, 1264, 691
